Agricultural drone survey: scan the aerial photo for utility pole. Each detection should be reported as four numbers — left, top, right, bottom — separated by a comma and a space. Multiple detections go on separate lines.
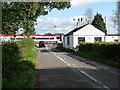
54, 25, 57, 31
73, 19, 76, 28
104, 16, 107, 25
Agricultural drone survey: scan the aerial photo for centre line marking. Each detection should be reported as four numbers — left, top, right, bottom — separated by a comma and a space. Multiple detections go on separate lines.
54, 54, 71, 66
53, 53, 110, 90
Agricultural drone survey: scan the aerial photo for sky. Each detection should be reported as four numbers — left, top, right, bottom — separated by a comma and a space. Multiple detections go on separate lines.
34, 0, 118, 35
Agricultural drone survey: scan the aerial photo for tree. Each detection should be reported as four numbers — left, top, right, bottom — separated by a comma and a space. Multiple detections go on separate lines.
116, 1, 120, 42
84, 8, 93, 24
2, 2, 71, 36
116, 1, 120, 34
112, 1, 120, 32
92, 13, 107, 34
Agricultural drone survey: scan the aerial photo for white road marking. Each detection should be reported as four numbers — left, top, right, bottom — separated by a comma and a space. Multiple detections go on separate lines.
67, 63, 71, 66
52, 52, 110, 90
77, 69, 110, 89
54, 54, 71, 66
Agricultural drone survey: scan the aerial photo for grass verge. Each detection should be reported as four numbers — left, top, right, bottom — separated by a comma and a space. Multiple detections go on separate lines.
74, 51, 119, 68
56, 46, 119, 69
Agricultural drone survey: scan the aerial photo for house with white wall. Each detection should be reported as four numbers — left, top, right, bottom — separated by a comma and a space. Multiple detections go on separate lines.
63, 24, 105, 50
105, 34, 120, 42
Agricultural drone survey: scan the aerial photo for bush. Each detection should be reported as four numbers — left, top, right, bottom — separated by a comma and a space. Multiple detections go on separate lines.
78, 42, 120, 68
2, 38, 37, 88
17, 38, 37, 64
79, 42, 120, 59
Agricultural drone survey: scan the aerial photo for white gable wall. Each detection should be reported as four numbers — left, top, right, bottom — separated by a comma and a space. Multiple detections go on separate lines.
63, 35, 74, 49
69, 35, 74, 49
63, 36, 68, 48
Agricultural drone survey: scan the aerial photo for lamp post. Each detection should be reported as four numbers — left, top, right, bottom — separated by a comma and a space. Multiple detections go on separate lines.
83, 14, 85, 25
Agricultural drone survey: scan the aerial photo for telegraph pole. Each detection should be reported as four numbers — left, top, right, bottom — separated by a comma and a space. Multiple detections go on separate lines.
73, 19, 76, 28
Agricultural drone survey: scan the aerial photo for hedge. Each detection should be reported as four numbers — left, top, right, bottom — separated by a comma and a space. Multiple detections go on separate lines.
78, 42, 120, 68
2, 38, 37, 88
79, 42, 120, 59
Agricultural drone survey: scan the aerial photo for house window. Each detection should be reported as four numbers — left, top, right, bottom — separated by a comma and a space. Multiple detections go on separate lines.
78, 37, 85, 43
114, 39, 118, 42
67, 36, 69, 45
94, 37, 102, 42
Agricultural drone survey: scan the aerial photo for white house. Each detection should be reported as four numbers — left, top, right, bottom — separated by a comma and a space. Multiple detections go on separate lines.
63, 24, 105, 50
105, 34, 120, 42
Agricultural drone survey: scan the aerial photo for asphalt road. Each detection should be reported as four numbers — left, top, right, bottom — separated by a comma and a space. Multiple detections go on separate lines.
35, 46, 120, 89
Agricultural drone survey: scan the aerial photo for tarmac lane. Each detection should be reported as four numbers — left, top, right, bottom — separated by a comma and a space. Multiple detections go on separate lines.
35, 47, 119, 89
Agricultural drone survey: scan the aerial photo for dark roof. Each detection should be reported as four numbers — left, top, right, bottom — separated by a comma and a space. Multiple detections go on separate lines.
64, 24, 89, 36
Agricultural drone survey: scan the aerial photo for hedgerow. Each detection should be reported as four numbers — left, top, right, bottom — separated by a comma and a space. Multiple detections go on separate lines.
2, 38, 37, 88
78, 42, 120, 68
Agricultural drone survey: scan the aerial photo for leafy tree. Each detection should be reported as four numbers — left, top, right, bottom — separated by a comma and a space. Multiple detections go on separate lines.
92, 13, 107, 34
2, 2, 71, 36
116, 1, 120, 42
116, 1, 120, 34
23, 20, 36, 37
112, 1, 120, 32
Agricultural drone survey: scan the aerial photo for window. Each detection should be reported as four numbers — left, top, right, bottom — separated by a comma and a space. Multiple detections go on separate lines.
114, 39, 118, 42
50, 38, 54, 39
78, 37, 85, 43
35, 38, 54, 40
35, 38, 50, 40
16, 38, 24, 40
60, 35, 62, 41
67, 36, 69, 45
94, 37, 102, 42
11, 38, 15, 40
56, 37, 60, 39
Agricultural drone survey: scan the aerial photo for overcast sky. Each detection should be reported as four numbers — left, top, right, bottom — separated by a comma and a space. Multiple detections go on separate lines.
34, 0, 118, 35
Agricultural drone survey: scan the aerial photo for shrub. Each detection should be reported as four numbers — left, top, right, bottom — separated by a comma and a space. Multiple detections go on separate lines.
17, 38, 37, 65
78, 42, 120, 68
2, 38, 37, 88
79, 42, 120, 59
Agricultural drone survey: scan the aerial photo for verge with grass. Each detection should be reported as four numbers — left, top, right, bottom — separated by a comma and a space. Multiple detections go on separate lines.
56, 42, 120, 68
76, 42, 120, 68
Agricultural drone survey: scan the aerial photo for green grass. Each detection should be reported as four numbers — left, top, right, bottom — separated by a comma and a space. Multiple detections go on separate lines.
74, 51, 120, 68
56, 46, 119, 68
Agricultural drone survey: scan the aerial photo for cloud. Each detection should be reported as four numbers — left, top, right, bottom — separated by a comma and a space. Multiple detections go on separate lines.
35, 17, 75, 34
35, 15, 117, 35
71, 0, 102, 7
70, 0, 117, 7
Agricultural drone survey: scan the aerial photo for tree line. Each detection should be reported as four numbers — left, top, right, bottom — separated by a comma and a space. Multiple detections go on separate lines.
2, 1, 119, 36
2, 2, 71, 36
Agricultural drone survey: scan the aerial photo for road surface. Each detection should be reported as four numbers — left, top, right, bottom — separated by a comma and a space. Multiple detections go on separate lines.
35, 46, 119, 89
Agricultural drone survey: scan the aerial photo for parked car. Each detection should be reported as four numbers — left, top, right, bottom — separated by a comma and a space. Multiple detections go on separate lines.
39, 41, 45, 47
